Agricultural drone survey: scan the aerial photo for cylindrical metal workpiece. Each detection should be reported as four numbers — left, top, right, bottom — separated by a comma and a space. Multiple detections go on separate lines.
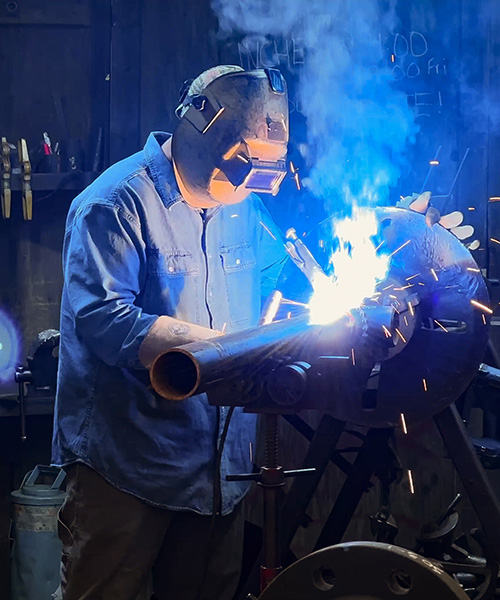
151, 315, 312, 400
150, 305, 400, 401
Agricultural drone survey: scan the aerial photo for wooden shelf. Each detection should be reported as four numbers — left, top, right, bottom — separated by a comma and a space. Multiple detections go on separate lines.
9, 171, 100, 192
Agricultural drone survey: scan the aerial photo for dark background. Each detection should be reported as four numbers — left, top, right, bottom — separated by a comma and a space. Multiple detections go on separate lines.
0, 0, 500, 595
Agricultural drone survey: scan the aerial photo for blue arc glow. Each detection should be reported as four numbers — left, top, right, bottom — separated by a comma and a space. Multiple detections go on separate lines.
0, 310, 20, 384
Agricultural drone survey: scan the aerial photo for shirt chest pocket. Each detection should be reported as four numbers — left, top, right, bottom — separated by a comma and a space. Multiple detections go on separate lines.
219, 243, 256, 272
219, 242, 259, 327
147, 249, 198, 277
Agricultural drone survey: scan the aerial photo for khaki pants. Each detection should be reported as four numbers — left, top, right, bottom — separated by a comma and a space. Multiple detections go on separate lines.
58, 463, 244, 600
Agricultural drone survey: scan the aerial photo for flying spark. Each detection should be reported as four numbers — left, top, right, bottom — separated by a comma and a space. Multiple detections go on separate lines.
406, 273, 420, 281
221, 322, 227, 334
434, 319, 449, 333
429, 160, 440, 166
403, 315, 409, 326
351, 348, 355, 366
471, 299, 493, 314
260, 221, 277, 241
395, 328, 407, 343
388, 239, 411, 258
382, 325, 392, 338
202, 107, 225, 133
408, 302, 415, 316
423, 378, 428, 392
394, 284, 413, 291
400, 413, 408, 434
491, 238, 500, 245
382, 283, 394, 291
231, 214, 238, 218
375, 241, 385, 252
294, 172, 301, 190
468, 207, 475, 211
287, 311, 292, 319
282, 298, 309, 307
430, 268, 439, 281
482, 314, 487, 325
467, 267, 480, 273
236, 154, 249, 163
408, 469, 415, 494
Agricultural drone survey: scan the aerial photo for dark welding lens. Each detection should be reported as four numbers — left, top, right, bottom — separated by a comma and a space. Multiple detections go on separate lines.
265, 68, 285, 94
245, 169, 284, 192
221, 155, 253, 187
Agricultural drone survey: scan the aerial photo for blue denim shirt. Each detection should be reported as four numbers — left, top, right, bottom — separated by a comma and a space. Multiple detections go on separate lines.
52, 132, 286, 515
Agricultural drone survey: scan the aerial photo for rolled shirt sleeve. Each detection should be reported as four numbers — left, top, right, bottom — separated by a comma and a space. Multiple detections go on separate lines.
63, 199, 158, 368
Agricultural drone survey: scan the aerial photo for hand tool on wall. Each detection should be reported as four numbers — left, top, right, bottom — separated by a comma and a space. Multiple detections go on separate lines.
1, 137, 11, 218
18, 138, 32, 220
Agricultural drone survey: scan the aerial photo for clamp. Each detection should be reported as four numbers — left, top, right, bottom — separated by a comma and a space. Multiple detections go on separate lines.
18, 138, 32, 220
285, 228, 325, 285
1, 137, 11, 218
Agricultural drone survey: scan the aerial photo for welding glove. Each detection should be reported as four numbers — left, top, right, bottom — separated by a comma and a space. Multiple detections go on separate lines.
397, 191, 480, 250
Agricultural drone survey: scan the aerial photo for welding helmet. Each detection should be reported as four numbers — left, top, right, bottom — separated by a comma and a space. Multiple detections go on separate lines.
172, 67, 289, 208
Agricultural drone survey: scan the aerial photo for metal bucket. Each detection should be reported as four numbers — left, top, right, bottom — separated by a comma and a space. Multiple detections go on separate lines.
10, 465, 66, 600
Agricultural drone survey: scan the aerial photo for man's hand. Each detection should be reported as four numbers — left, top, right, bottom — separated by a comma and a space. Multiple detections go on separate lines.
138, 316, 221, 369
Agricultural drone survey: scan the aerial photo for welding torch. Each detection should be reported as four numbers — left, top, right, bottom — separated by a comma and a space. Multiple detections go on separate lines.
260, 227, 326, 326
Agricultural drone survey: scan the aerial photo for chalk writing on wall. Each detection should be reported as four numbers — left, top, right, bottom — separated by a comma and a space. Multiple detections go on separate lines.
236, 30, 449, 122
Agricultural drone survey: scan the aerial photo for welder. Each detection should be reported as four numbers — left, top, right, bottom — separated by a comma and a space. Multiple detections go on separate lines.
52, 65, 289, 600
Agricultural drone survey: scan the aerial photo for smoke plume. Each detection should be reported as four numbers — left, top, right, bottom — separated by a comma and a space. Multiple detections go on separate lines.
212, 0, 419, 214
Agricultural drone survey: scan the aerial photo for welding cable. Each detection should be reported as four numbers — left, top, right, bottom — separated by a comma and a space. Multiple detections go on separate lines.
196, 405, 236, 598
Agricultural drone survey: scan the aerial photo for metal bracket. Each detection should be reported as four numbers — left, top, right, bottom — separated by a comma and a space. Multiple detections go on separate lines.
18, 138, 32, 220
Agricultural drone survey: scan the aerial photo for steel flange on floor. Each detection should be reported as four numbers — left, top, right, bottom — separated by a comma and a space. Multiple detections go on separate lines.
258, 542, 469, 600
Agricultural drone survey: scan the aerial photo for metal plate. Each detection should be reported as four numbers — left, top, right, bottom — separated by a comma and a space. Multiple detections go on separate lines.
278, 207, 490, 427
258, 541, 469, 599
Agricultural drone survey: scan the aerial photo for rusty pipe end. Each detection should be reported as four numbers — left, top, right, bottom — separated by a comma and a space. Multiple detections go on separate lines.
150, 348, 201, 401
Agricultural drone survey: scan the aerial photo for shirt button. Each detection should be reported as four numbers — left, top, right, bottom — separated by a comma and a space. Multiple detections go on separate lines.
235, 259, 241, 265
168, 266, 174, 273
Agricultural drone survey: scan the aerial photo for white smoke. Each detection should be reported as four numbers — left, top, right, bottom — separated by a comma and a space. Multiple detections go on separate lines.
212, 0, 419, 213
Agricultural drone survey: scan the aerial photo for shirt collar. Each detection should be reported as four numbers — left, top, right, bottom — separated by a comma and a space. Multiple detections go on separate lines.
143, 132, 183, 209
143, 131, 226, 219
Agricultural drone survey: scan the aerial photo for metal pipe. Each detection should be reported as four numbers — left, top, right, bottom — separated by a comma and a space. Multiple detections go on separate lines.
150, 306, 398, 401
151, 315, 312, 400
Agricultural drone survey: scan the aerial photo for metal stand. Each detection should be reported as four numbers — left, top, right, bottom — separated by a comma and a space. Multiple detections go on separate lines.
14, 366, 33, 442
434, 404, 500, 564
236, 404, 500, 599
227, 413, 315, 593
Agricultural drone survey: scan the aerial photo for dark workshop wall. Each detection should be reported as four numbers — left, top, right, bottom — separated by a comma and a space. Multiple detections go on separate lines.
0, 0, 112, 592
0, 0, 499, 596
